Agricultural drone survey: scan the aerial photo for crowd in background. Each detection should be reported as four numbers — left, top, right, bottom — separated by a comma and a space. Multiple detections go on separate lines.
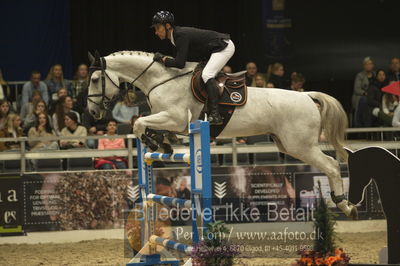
0, 56, 399, 166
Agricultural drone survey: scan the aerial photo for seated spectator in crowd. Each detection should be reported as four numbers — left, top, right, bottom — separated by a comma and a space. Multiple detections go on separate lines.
22, 99, 51, 134
82, 107, 112, 148
367, 69, 388, 126
75, 86, 88, 115
266, 82, 274, 88
0, 99, 11, 130
28, 112, 58, 151
266, 62, 286, 88
0, 69, 11, 101
352, 57, 375, 127
245, 62, 257, 86
288, 73, 306, 92
387, 57, 400, 82
22, 70, 49, 106
59, 112, 87, 149
48, 88, 68, 115
52, 95, 80, 135
94, 120, 127, 169
0, 113, 23, 151
392, 101, 400, 127
176, 178, 191, 200
45, 64, 73, 104
112, 90, 139, 124
72, 64, 89, 97
380, 92, 398, 126
222, 65, 232, 74
20, 90, 42, 121
254, 73, 267, 88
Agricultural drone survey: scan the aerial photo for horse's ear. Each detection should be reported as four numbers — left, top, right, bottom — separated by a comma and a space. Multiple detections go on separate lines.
88, 51, 95, 64
94, 50, 101, 60
92, 50, 101, 67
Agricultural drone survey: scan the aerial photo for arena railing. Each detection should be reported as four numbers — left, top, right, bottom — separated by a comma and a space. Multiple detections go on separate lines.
0, 127, 400, 174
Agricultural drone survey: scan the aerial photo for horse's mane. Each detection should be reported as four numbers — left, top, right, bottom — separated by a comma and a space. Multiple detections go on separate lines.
108, 50, 154, 57
108, 51, 198, 73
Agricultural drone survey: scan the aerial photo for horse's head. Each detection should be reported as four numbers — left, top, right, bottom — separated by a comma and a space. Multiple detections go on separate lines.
87, 51, 121, 119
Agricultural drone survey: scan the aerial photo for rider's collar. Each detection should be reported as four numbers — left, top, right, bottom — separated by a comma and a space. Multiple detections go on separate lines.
169, 29, 175, 46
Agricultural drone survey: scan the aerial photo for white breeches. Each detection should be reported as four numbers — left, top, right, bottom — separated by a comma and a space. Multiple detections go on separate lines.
201, 40, 235, 83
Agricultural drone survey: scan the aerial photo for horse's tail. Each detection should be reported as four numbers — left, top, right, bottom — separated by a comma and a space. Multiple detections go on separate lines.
307, 91, 348, 162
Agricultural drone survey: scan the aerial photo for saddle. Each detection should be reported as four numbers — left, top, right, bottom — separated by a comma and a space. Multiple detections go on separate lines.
191, 63, 247, 106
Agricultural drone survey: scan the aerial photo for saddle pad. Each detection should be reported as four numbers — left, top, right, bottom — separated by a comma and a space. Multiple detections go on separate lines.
191, 71, 247, 106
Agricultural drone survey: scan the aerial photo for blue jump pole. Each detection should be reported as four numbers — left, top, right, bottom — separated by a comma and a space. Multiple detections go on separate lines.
147, 194, 192, 209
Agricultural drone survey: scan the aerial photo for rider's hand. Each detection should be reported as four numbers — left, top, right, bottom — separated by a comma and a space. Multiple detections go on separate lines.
153, 52, 165, 64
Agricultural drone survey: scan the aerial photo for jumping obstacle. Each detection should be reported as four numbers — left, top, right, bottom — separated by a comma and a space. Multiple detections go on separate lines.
127, 120, 212, 266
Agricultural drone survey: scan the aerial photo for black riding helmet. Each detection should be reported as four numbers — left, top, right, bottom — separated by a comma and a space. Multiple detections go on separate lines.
151, 11, 174, 27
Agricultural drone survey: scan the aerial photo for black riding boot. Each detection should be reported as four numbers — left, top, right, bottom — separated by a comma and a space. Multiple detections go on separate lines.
205, 79, 223, 125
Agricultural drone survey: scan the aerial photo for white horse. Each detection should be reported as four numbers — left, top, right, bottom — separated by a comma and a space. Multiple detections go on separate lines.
87, 50, 357, 218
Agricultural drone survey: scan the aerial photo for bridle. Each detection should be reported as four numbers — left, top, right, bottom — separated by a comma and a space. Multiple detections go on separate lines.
87, 57, 121, 110
87, 55, 193, 110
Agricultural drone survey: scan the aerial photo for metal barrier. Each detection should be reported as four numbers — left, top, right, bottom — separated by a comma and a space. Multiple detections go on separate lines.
0, 127, 400, 173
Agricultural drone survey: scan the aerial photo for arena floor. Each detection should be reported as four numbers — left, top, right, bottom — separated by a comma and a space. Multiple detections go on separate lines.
0, 231, 386, 266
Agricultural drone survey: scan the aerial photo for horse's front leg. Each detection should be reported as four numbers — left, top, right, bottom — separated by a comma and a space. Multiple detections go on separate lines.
133, 111, 186, 153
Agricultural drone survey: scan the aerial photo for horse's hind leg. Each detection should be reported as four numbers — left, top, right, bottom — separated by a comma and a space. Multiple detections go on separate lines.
293, 146, 357, 219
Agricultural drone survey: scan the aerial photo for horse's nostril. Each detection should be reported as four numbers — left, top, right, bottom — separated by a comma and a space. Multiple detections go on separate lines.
91, 110, 96, 115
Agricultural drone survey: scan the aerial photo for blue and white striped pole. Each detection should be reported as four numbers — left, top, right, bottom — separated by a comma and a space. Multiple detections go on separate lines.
147, 194, 192, 209
149, 235, 193, 255
144, 152, 190, 163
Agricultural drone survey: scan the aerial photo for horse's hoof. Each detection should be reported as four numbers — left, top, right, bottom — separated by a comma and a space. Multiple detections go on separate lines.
349, 205, 358, 220
161, 143, 174, 154
141, 135, 159, 152
166, 133, 179, 144
337, 200, 358, 219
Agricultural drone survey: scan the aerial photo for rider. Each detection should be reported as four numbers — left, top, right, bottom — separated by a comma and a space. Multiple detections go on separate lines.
151, 11, 235, 125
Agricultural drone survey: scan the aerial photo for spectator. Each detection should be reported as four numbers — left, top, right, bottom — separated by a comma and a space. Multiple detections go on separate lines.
52, 95, 80, 135
72, 64, 89, 97
112, 90, 139, 124
392, 102, 400, 127
367, 69, 388, 126
266, 82, 274, 88
254, 73, 267, 88
20, 90, 42, 120
245, 62, 257, 86
59, 112, 87, 149
82, 107, 112, 148
222, 65, 232, 74
380, 92, 398, 126
45, 64, 73, 103
0, 113, 23, 151
21, 70, 49, 106
387, 57, 400, 82
288, 73, 306, 92
176, 178, 191, 200
94, 120, 127, 169
75, 86, 88, 115
28, 112, 58, 151
266, 62, 286, 88
0, 99, 11, 130
352, 57, 375, 127
23, 100, 51, 133
48, 88, 68, 115
0, 69, 11, 101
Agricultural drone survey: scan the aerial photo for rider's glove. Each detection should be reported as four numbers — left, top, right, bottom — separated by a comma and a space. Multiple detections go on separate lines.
153, 52, 165, 64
